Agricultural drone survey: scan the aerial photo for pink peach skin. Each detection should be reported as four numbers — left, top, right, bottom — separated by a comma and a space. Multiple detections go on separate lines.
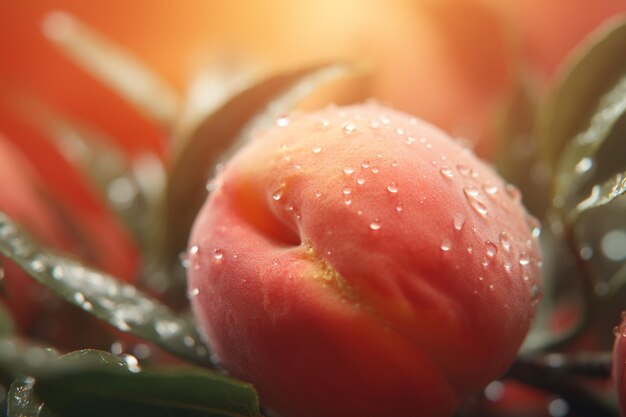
187, 103, 542, 417
613, 314, 626, 416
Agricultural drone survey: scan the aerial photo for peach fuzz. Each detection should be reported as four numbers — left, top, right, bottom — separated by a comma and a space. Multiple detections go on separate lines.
187, 103, 542, 417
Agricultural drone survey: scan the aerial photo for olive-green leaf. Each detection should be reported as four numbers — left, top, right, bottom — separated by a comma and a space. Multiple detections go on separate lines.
537, 15, 626, 170
0, 212, 211, 367
567, 170, 626, 224
34, 350, 261, 417
553, 73, 626, 208
42, 11, 180, 127
7, 376, 44, 417
161, 62, 355, 262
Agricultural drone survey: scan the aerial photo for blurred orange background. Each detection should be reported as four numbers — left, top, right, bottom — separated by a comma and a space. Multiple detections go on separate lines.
0, 0, 623, 161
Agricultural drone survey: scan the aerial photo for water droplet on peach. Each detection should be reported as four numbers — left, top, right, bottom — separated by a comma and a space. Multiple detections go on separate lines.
369, 219, 381, 231
342, 122, 356, 134
387, 182, 399, 193
440, 239, 452, 252
440, 166, 454, 179
453, 213, 465, 231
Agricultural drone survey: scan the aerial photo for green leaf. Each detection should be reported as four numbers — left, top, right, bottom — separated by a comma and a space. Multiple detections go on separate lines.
34, 350, 261, 417
161, 62, 354, 262
537, 15, 626, 171
7, 376, 47, 417
42, 11, 180, 127
567, 170, 626, 223
553, 75, 626, 208
0, 211, 211, 367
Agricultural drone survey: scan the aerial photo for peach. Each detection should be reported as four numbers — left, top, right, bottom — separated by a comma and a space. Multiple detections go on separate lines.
187, 103, 542, 417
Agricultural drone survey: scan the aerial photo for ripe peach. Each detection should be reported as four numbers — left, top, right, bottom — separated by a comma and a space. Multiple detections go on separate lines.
187, 103, 542, 417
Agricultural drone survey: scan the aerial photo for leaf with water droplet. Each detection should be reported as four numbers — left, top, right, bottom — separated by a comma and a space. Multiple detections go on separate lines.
0, 211, 211, 367
32, 350, 261, 417
42, 11, 180, 126
568, 170, 626, 223
160, 62, 356, 264
7, 376, 49, 417
553, 72, 626, 209
537, 15, 626, 172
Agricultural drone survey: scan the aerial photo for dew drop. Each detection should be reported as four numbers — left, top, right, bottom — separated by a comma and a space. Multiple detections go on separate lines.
343, 167, 354, 175
482, 258, 490, 268
453, 213, 465, 231
371, 167, 380, 174
395, 203, 403, 213
391, 160, 399, 167
482, 183, 498, 195
343, 186, 352, 195
406, 136, 416, 145
370, 119, 380, 129
315, 191, 322, 198
189, 288, 200, 297
120, 354, 141, 373
396, 128, 405, 136
272, 189, 283, 201
369, 219, 382, 231
575, 157, 593, 174
503, 262, 513, 273
213, 249, 224, 261
519, 252, 530, 266
344, 197, 352, 206
312, 145, 322, 154
440, 239, 452, 252
464, 185, 480, 197
361, 160, 370, 169
531, 284, 542, 304
319, 118, 330, 128
387, 182, 399, 193
276, 116, 290, 127
342, 121, 356, 134
499, 232, 512, 251
526, 215, 541, 238
356, 177, 366, 185
457, 164, 470, 176
376, 151, 383, 159
485, 241, 498, 257
440, 166, 454, 179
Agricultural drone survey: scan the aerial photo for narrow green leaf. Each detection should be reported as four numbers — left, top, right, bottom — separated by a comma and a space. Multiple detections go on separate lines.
537, 15, 626, 170
553, 75, 626, 207
42, 11, 180, 127
161, 62, 355, 262
34, 350, 261, 417
568, 170, 626, 223
0, 212, 211, 367
7, 376, 44, 417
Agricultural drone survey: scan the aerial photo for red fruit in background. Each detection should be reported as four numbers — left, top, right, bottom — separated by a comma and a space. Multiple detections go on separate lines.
0, 132, 139, 341
187, 103, 542, 417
